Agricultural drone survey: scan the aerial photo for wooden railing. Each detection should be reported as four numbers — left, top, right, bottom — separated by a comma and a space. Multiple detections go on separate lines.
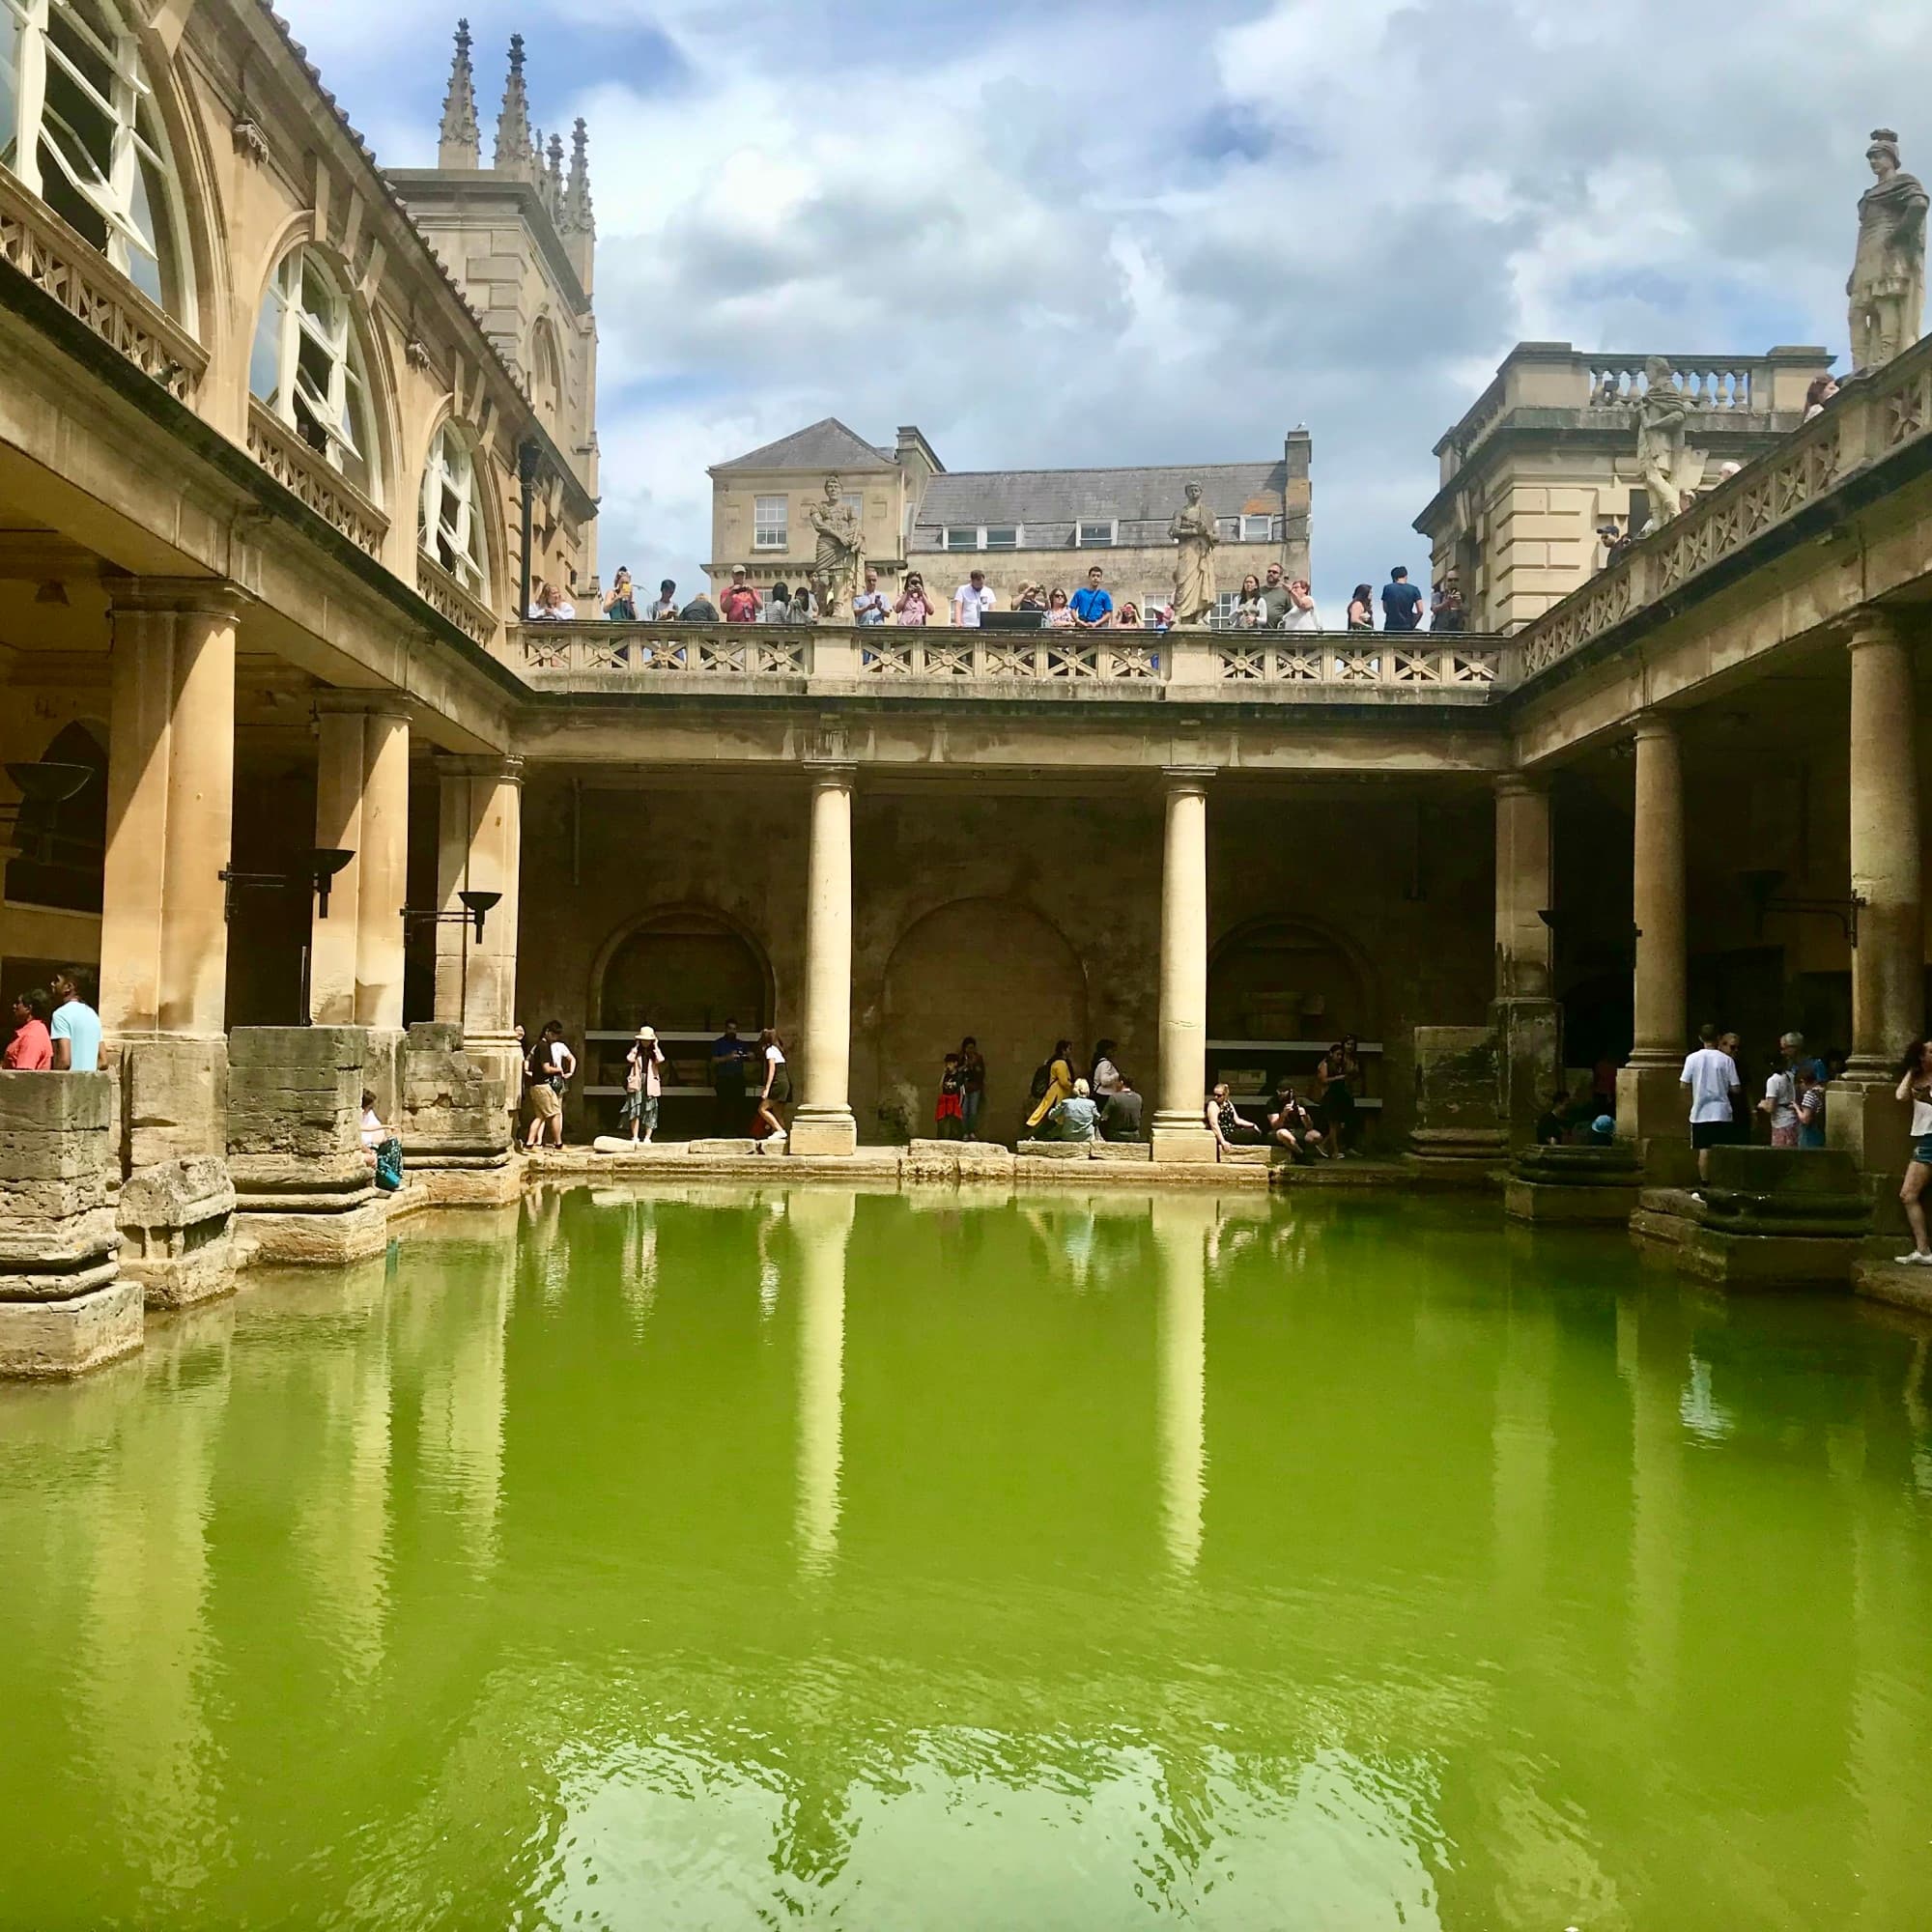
1516, 335, 1932, 687
516, 622, 1513, 697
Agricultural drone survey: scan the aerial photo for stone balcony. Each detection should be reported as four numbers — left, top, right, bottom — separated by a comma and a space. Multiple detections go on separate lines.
513, 622, 1517, 706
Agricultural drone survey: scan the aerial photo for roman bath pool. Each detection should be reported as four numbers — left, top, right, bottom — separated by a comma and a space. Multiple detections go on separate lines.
3, 1184, 1929, 1928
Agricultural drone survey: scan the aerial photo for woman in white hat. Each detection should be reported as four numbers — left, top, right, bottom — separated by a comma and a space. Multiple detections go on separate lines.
624, 1025, 667, 1145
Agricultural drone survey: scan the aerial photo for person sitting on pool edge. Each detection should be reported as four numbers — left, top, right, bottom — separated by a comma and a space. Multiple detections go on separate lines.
1268, 1079, 1328, 1161
1206, 1083, 1265, 1151
1043, 1078, 1100, 1143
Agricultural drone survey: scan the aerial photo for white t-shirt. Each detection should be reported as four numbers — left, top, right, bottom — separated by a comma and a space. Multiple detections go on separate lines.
1282, 601, 1322, 632
359, 1107, 384, 1151
952, 582, 995, 627
1680, 1046, 1740, 1123
766, 1042, 786, 1066
1762, 1069, 1798, 1130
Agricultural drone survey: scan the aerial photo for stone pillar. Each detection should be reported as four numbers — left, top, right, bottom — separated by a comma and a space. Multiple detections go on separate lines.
396, 1020, 515, 1199
1152, 768, 1217, 1162
312, 698, 410, 1025
1616, 712, 1690, 1152
1492, 774, 1562, 1147
0, 1071, 141, 1378
434, 755, 524, 1115
1831, 610, 1923, 1179
100, 581, 242, 1306
1151, 1196, 1212, 1573
792, 1189, 854, 1577
790, 764, 858, 1155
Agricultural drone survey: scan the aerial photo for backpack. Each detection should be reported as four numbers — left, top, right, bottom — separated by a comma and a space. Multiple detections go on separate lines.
1029, 1062, 1053, 1102
373, 1137, 404, 1192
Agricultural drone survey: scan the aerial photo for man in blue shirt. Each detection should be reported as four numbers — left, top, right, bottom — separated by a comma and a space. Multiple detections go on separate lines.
1069, 566, 1114, 629
1381, 566, 1423, 633
48, 966, 101, 1071
712, 1022, 751, 1133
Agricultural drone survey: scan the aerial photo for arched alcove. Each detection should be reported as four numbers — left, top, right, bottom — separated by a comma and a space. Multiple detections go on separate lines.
596, 906, 773, 1036
6, 722, 107, 914
1208, 916, 1375, 1043
876, 897, 1088, 1145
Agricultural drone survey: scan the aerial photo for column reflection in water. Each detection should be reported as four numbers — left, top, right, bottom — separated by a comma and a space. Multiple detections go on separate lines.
791, 1188, 855, 1579
1152, 1197, 1213, 1575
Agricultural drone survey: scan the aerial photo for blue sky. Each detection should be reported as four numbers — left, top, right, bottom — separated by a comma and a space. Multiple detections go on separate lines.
279, 0, 1932, 616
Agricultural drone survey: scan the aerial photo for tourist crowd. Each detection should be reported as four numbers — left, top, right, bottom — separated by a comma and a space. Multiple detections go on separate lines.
523, 560, 1473, 633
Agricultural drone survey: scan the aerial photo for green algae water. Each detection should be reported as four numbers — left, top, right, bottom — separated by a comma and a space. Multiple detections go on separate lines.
4, 1185, 1932, 1930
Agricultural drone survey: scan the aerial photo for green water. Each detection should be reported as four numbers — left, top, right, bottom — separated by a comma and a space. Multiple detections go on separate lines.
3, 1186, 1931, 1930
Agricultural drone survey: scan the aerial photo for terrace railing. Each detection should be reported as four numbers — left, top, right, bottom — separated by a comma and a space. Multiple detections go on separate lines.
514, 623, 1514, 699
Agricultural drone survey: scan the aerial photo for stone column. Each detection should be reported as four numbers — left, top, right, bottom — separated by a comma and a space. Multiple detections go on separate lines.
1831, 609, 1923, 1178
792, 1189, 854, 1576
311, 696, 411, 1030
434, 755, 524, 1113
1615, 712, 1690, 1153
1152, 769, 1217, 1162
1492, 774, 1562, 1146
100, 581, 243, 1307
1151, 1196, 1212, 1573
790, 764, 858, 1155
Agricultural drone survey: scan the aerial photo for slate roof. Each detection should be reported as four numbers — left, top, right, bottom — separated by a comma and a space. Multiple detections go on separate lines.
713, 417, 895, 473
908, 460, 1288, 552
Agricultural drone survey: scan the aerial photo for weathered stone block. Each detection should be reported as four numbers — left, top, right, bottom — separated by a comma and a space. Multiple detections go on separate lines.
1410, 1026, 1505, 1178
119, 1035, 227, 1171
0, 1071, 131, 1375
901, 1139, 1015, 1185
1017, 1139, 1093, 1161
1670, 1148, 1870, 1291
0, 1279, 142, 1378
1505, 1141, 1642, 1224
399, 1022, 510, 1169
118, 1154, 236, 1309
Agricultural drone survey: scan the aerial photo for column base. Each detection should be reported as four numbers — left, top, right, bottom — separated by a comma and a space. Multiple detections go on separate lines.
787, 1107, 858, 1157
118, 1154, 236, 1309
1615, 1061, 1691, 1151
1826, 1070, 1912, 1177
1151, 1112, 1217, 1164
0, 1280, 143, 1378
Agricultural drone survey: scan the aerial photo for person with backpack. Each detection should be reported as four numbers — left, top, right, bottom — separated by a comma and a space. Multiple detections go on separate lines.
524, 1021, 577, 1150
360, 1089, 405, 1191
1024, 1039, 1077, 1136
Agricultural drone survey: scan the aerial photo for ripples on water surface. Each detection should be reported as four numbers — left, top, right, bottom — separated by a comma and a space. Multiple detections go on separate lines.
3, 1185, 1931, 1928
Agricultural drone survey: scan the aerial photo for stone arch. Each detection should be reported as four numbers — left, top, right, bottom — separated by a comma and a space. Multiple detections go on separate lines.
873, 896, 1088, 1146
527, 313, 564, 429
591, 903, 775, 1037
414, 407, 504, 608
1208, 912, 1380, 1045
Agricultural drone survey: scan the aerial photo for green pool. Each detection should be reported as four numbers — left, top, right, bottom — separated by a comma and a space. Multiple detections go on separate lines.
3, 1186, 1930, 1928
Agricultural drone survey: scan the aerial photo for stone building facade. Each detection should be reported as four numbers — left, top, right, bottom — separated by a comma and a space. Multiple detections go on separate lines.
708, 419, 1313, 619
1417, 342, 1831, 632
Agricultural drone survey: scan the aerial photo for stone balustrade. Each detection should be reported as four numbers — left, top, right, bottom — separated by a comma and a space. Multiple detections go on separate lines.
1516, 331, 1932, 688
246, 400, 389, 559
1585, 356, 1763, 412
517, 622, 1514, 701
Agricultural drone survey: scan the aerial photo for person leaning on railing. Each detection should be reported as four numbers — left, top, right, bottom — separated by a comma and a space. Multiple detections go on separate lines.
527, 579, 575, 620
602, 567, 638, 620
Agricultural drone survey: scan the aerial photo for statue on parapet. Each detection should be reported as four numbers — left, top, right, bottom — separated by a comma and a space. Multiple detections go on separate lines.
1849, 128, 1927, 373
1168, 480, 1219, 624
1634, 358, 1707, 530
805, 475, 864, 618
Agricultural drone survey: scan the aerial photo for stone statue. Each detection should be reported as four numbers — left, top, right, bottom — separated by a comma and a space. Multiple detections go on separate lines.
805, 475, 864, 618
1167, 480, 1218, 624
1634, 358, 1707, 529
1849, 128, 1928, 372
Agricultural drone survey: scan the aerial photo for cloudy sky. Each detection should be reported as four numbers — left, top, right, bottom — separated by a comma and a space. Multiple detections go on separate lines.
280, 0, 1931, 616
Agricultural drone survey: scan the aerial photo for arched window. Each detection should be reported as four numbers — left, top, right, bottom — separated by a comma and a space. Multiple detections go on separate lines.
419, 420, 486, 595
529, 319, 562, 427
249, 248, 379, 497
0, 0, 185, 314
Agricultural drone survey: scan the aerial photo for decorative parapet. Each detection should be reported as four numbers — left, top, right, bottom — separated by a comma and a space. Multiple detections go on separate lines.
415, 551, 500, 648
0, 169, 207, 401
1513, 336, 1932, 688
245, 400, 388, 558
514, 622, 1513, 700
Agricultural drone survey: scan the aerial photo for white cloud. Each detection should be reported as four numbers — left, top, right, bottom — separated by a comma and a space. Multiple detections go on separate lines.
278, 0, 1932, 616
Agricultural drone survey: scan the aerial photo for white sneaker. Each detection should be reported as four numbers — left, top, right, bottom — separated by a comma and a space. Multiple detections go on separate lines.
1895, 1251, 1932, 1265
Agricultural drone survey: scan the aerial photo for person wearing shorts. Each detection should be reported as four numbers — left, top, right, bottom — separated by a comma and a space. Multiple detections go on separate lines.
524, 1021, 575, 1149
1680, 1024, 1742, 1164
1893, 1039, 1932, 1264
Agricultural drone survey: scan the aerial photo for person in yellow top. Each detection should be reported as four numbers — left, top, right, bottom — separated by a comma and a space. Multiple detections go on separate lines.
1025, 1038, 1077, 1133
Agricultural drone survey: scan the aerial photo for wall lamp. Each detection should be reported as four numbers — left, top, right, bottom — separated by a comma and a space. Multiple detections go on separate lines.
1738, 867, 1865, 948
219, 847, 355, 922
400, 889, 500, 942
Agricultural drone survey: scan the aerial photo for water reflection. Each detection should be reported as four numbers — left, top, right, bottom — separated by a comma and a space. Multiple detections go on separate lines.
3, 1190, 1932, 1927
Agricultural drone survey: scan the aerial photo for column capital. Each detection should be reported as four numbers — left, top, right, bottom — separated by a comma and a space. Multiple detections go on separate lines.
802, 760, 857, 786
105, 575, 249, 621
434, 753, 524, 784
1160, 765, 1217, 792
1493, 771, 1548, 800
1630, 709, 1678, 743
314, 689, 414, 722
1842, 604, 1906, 652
